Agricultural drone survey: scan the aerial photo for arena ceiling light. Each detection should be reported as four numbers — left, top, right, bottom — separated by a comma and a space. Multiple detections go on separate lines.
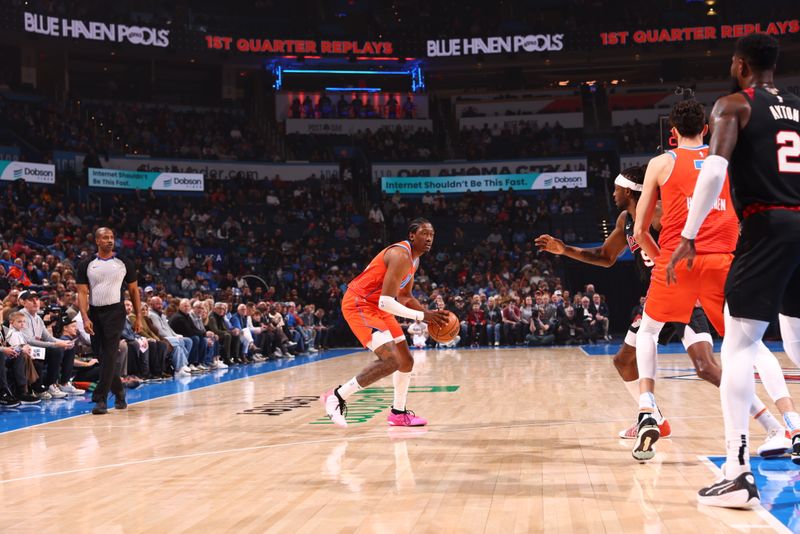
325, 87, 382, 92
282, 69, 408, 75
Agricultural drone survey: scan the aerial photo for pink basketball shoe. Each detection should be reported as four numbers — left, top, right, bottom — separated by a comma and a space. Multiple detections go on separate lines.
387, 409, 428, 427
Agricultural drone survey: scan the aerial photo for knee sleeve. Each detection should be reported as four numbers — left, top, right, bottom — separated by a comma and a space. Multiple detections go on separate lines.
635, 313, 664, 380
754, 346, 790, 402
681, 324, 713, 351
779, 314, 800, 368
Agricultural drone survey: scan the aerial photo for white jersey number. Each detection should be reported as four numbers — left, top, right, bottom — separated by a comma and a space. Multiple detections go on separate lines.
777, 130, 800, 174
640, 249, 655, 267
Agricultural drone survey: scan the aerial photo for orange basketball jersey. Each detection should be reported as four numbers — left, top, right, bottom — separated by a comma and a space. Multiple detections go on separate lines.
347, 240, 419, 305
657, 145, 739, 254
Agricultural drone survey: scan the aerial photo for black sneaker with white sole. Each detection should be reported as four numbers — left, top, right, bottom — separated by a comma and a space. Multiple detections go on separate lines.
697, 471, 759, 508
632, 412, 660, 461
792, 433, 800, 465
0, 392, 20, 408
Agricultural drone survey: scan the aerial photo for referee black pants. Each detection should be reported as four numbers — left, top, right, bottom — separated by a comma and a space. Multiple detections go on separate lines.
89, 303, 126, 402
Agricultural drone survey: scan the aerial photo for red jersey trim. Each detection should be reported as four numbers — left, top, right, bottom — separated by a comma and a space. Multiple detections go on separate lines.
742, 203, 800, 218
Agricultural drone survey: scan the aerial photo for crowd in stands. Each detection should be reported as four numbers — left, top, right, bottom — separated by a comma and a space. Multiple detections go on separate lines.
405, 287, 613, 350
288, 94, 417, 120
460, 107, 549, 118
285, 125, 438, 162
615, 120, 662, 154
457, 121, 583, 160
1, 82, 668, 167
0, 97, 273, 162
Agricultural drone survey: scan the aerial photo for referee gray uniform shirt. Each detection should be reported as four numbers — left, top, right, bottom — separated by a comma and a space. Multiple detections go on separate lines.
76, 254, 137, 403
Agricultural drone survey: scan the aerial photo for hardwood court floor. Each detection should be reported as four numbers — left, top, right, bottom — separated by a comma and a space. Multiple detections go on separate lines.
0, 347, 795, 533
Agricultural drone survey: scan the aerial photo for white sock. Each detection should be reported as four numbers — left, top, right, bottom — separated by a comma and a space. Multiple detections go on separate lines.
779, 313, 800, 368
724, 431, 749, 479
392, 371, 412, 412
752, 405, 784, 434
784, 412, 800, 436
638, 392, 656, 413
337, 377, 362, 400
627, 380, 664, 423
720, 305, 765, 478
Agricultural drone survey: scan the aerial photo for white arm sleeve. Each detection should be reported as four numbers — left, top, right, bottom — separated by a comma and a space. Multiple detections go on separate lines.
681, 155, 728, 239
378, 296, 425, 321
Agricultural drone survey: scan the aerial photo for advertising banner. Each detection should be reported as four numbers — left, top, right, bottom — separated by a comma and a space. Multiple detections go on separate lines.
382, 172, 586, 195
427, 34, 564, 57
205, 35, 393, 56
104, 157, 339, 181
372, 157, 586, 180
0, 161, 56, 184
600, 19, 799, 46
285, 119, 433, 135
23, 11, 170, 47
89, 168, 204, 191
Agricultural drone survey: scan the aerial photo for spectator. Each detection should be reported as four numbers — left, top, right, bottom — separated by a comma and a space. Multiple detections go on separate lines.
408, 319, 429, 349
485, 296, 503, 346
17, 290, 74, 398
526, 309, 556, 346
130, 300, 173, 377
590, 293, 610, 341
466, 302, 486, 347
1, 312, 40, 404
207, 302, 242, 365
169, 298, 210, 371
148, 296, 192, 376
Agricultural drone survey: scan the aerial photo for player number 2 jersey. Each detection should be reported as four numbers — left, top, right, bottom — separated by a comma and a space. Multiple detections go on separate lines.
658, 145, 739, 254
347, 241, 419, 305
731, 86, 800, 216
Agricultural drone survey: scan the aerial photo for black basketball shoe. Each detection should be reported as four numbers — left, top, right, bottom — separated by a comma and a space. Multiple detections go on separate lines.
632, 412, 660, 461
698, 471, 759, 508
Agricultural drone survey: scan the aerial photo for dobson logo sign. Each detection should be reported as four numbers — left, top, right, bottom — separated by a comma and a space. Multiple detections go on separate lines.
382, 172, 586, 195
427, 34, 564, 57
0, 161, 55, 184
89, 168, 204, 192
23, 12, 170, 47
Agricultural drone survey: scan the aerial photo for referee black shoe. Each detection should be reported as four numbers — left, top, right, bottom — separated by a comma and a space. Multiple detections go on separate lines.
92, 400, 108, 415
698, 471, 759, 508
115, 392, 127, 410
632, 412, 660, 461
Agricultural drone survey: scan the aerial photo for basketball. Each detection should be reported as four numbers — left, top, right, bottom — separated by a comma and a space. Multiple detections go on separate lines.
427, 311, 460, 343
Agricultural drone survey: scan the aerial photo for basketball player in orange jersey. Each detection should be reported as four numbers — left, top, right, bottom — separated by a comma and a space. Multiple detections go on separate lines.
321, 218, 450, 427
631, 99, 795, 462
535, 167, 787, 455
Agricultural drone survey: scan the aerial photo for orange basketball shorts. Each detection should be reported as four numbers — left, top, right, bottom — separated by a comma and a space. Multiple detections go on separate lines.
342, 290, 405, 349
644, 252, 732, 336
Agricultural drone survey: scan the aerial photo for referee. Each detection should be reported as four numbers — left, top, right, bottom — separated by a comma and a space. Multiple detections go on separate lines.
76, 227, 142, 415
